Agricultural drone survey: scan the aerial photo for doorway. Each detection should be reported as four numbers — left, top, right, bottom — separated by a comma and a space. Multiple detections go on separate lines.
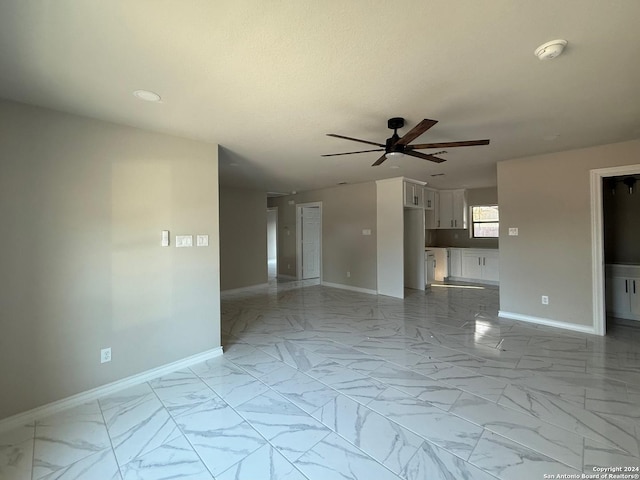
267, 207, 278, 279
590, 163, 640, 335
296, 202, 322, 280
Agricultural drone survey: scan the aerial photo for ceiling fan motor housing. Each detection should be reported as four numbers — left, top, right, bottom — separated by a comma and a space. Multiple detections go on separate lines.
387, 117, 405, 130
386, 117, 405, 153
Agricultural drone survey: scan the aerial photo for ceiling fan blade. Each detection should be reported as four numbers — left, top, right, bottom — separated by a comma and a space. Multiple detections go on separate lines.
321, 149, 385, 157
395, 119, 438, 146
408, 139, 490, 149
371, 153, 388, 166
326, 134, 385, 147
405, 150, 446, 164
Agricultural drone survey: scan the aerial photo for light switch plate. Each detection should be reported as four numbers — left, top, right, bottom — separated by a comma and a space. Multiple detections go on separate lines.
176, 235, 193, 247
196, 234, 209, 247
161, 230, 170, 247
508, 227, 519, 236
362, 229, 372, 236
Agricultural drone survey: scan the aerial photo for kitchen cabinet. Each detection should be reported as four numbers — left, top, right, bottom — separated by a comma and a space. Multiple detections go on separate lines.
438, 189, 467, 229
424, 188, 436, 210
425, 191, 439, 229
425, 251, 435, 287
462, 250, 499, 283
404, 181, 424, 208
447, 248, 498, 284
428, 247, 448, 281
606, 264, 640, 321
447, 248, 462, 278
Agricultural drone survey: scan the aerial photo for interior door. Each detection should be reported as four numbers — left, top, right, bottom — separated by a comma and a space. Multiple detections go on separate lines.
301, 206, 321, 279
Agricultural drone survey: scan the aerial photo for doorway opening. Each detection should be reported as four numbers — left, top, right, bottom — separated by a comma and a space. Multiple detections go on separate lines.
296, 202, 322, 280
267, 207, 278, 279
590, 163, 640, 335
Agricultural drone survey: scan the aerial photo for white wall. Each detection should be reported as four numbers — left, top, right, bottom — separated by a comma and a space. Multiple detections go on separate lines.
0, 99, 221, 420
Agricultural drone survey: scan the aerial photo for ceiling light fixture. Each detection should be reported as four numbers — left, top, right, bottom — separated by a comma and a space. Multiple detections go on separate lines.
534, 39, 568, 60
385, 151, 405, 160
133, 90, 162, 102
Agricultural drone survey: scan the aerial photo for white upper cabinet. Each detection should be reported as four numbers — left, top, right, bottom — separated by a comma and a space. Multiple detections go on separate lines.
424, 188, 436, 210
403, 181, 424, 208
425, 190, 439, 229
437, 189, 467, 229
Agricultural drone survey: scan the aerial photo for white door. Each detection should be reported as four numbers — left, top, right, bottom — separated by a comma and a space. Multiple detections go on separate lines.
301, 206, 320, 279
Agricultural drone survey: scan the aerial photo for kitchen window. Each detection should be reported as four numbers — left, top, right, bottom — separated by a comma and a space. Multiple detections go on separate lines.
471, 205, 499, 238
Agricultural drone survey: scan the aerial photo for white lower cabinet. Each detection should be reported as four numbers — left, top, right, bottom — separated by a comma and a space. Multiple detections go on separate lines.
606, 264, 640, 321
447, 249, 462, 278
448, 248, 499, 284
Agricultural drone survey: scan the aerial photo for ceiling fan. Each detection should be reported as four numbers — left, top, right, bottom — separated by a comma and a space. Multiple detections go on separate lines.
323, 117, 490, 166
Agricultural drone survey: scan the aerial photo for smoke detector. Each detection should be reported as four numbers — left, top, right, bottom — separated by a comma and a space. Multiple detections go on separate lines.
534, 39, 568, 60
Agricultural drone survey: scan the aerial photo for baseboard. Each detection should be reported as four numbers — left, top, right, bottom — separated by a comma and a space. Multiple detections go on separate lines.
0, 346, 223, 433
321, 281, 377, 296
447, 276, 499, 286
221, 283, 269, 294
498, 311, 596, 335
277, 274, 297, 280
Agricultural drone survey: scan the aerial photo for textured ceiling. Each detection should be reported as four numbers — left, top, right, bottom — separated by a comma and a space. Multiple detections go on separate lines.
1, 1, 639, 192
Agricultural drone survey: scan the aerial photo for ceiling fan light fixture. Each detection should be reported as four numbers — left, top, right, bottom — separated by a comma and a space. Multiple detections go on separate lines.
385, 151, 405, 160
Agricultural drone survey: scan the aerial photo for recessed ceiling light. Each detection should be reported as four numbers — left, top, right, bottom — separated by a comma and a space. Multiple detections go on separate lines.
390, 165, 400, 169
133, 90, 162, 102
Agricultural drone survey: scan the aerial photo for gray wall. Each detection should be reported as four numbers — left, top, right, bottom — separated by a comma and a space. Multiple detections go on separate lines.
0, 100, 221, 420
219, 187, 267, 290
603, 177, 640, 264
269, 182, 377, 291
498, 139, 640, 327
430, 187, 499, 248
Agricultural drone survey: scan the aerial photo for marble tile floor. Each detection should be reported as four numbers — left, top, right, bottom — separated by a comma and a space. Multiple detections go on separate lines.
2, 279, 640, 479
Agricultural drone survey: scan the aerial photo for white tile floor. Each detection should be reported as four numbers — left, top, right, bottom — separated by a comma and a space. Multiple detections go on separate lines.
2, 279, 640, 479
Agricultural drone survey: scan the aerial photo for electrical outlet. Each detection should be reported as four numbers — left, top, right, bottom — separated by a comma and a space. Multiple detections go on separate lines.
101, 347, 111, 364
196, 234, 209, 247
347, 271, 351, 278
541, 295, 549, 305
508, 227, 519, 236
